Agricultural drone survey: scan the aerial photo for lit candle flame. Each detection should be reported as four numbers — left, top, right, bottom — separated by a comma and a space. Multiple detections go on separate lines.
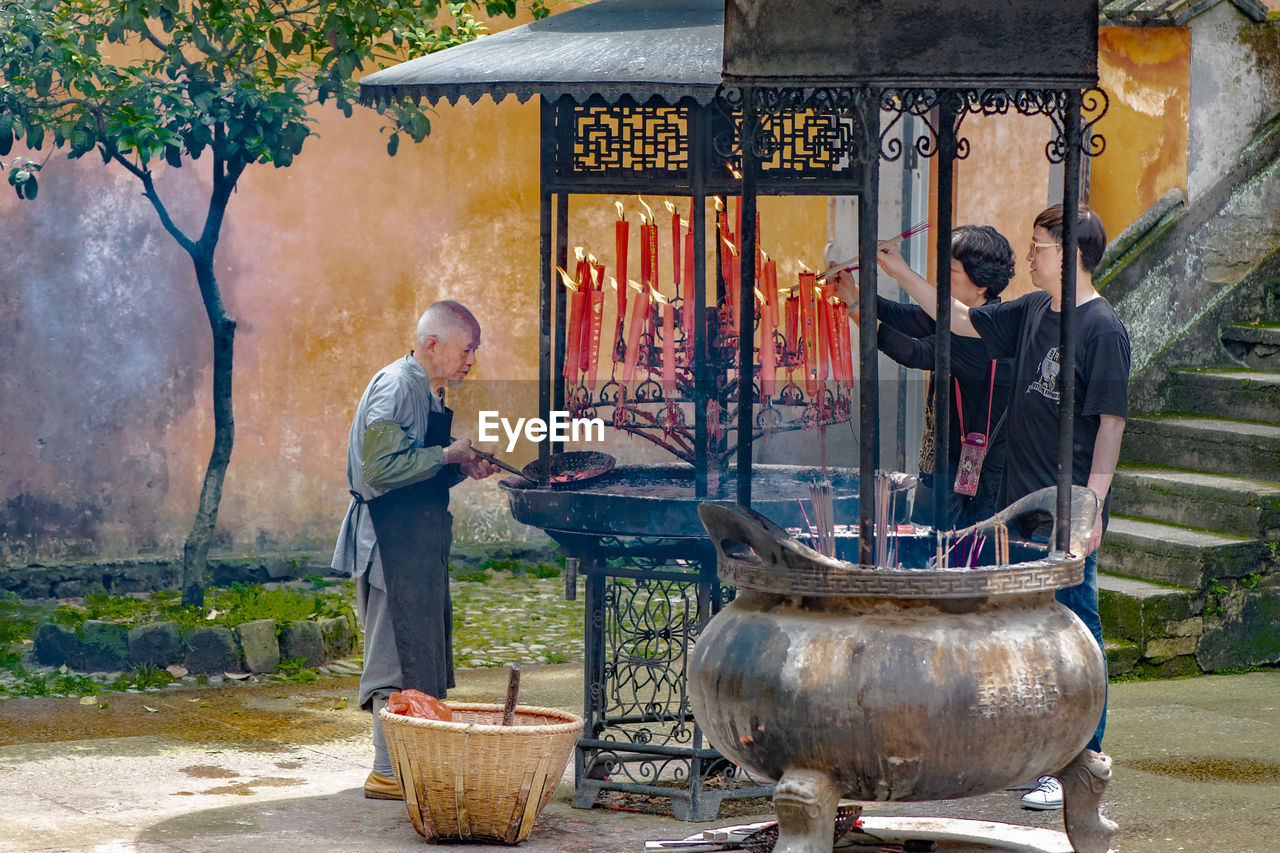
651, 290, 669, 305
615, 200, 625, 220
761, 250, 770, 262
729, 166, 743, 180
664, 200, 676, 215
796, 259, 813, 273
754, 287, 766, 304
627, 279, 644, 293
723, 236, 739, 257
610, 276, 619, 291
637, 196, 654, 224
556, 266, 580, 293
714, 197, 725, 212
574, 246, 585, 262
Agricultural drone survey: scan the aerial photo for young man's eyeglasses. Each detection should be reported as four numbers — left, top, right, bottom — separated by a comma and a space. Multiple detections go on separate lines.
1029, 240, 1060, 252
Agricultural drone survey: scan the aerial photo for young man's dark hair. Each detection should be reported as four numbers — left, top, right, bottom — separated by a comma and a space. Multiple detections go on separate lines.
952, 225, 1017, 297
1032, 203, 1108, 273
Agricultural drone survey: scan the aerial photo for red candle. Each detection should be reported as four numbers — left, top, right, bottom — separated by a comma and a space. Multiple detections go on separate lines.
641, 222, 658, 291
669, 202, 682, 287
562, 264, 585, 384
682, 228, 695, 349
816, 285, 831, 385
764, 258, 779, 335
761, 258, 778, 398
798, 272, 817, 398
585, 264, 605, 389
728, 245, 741, 332
784, 289, 798, 360
661, 296, 676, 395
622, 280, 648, 383
761, 316, 777, 400
835, 298, 854, 389
614, 209, 629, 363
716, 205, 732, 287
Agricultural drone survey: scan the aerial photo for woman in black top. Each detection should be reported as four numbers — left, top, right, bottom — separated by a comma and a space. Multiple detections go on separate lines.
835, 225, 1015, 529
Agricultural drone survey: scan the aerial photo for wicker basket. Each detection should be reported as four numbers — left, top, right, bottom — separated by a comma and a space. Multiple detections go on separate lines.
379, 702, 583, 843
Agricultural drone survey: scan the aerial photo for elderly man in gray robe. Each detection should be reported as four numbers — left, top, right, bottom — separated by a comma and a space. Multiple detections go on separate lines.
331, 300, 496, 800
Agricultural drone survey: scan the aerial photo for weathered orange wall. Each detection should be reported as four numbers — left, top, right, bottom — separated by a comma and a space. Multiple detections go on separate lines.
0, 11, 1195, 564
954, 112, 1056, 300
1091, 27, 1190, 236
952, 27, 1190, 300
0, 6, 827, 563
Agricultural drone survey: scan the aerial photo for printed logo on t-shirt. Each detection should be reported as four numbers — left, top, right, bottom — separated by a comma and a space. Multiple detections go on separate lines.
1028, 346, 1060, 401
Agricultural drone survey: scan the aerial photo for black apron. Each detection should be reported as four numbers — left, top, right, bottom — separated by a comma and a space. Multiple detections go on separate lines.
365, 406, 460, 698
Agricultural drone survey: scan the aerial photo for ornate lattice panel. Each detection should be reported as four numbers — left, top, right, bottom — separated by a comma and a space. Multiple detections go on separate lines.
562, 99, 692, 183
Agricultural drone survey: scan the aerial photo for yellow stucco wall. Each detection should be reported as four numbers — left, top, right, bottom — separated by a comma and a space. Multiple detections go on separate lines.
0, 9, 1195, 562
1091, 27, 1190, 237
0, 6, 827, 560
953, 26, 1189, 300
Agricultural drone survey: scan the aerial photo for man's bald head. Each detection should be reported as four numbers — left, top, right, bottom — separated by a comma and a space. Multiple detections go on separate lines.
415, 301, 481, 391
416, 300, 480, 347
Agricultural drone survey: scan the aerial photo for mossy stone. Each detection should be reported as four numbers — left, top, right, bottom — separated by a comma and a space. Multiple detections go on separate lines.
280, 621, 325, 668
1100, 588, 1143, 642
234, 619, 280, 674
319, 615, 354, 661
33, 622, 80, 667
1105, 639, 1141, 678
184, 626, 240, 675
128, 621, 183, 668
80, 620, 130, 671
1196, 591, 1280, 671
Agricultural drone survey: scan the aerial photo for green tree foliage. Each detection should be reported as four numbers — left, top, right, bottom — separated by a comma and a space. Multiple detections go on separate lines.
0, 0, 547, 605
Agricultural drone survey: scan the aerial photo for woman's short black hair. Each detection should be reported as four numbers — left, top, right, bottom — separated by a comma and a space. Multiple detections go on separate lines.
951, 225, 1016, 299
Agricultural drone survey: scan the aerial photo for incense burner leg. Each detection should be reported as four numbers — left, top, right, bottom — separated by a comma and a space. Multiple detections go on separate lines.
1057, 749, 1117, 853
772, 767, 841, 853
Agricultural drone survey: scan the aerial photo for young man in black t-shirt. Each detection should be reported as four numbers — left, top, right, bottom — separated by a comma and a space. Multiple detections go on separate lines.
876, 204, 1130, 811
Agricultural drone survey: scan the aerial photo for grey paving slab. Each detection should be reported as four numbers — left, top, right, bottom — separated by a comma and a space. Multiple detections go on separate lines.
1, 666, 1277, 852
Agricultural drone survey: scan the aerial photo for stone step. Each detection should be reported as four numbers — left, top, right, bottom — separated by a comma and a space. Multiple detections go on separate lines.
1166, 367, 1280, 423
1099, 574, 1204, 679
1221, 322, 1280, 370
1098, 516, 1267, 588
1111, 465, 1280, 540
1120, 414, 1280, 482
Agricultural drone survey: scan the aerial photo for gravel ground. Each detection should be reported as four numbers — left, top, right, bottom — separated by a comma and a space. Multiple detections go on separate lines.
450, 572, 586, 669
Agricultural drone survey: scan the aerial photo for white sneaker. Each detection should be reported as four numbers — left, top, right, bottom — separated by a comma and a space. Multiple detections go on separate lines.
1020, 775, 1063, 810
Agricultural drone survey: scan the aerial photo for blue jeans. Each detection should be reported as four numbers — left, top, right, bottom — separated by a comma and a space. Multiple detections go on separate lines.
1055, 552, 1106, 751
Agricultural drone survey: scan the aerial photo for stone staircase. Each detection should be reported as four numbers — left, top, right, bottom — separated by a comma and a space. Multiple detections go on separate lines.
1100, 323, 1280, 677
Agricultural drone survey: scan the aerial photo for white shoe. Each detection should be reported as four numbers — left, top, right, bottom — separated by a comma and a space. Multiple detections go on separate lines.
1020, 775, 1063, 810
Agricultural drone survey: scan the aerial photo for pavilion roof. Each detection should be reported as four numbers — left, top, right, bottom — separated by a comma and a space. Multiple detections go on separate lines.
359, 0, 723, 109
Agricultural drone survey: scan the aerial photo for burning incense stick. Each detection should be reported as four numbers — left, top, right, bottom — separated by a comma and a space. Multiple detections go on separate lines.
815, 219, 931, 282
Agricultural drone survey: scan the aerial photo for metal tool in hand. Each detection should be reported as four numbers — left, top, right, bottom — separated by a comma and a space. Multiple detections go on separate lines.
450, 437, 536, 482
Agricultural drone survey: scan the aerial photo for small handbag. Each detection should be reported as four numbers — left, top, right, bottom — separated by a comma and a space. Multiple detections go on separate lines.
953, 360, 996, 497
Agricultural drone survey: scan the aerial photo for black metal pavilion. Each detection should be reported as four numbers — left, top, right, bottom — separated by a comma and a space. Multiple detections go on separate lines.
361, 0, 1107, 822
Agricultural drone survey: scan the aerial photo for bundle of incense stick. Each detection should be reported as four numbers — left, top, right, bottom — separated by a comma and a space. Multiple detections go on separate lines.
874, 471, 892, 568
816, 219, 932, 282
994, 517, 1010, 566
809, 479, 835, 558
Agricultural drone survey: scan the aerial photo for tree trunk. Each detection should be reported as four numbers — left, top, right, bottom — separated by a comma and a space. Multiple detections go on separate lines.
180, 250, 236, 608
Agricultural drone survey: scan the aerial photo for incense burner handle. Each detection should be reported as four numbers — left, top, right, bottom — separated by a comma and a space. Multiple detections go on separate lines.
698, 501, 802, 570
